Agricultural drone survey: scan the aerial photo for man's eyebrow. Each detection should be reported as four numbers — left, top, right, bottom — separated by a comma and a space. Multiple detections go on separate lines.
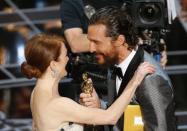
91, 39, 100, 42
87, 36, 100, 42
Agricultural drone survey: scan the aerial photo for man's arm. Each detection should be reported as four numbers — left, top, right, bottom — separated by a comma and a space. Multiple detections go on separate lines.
64, 28, 90, 53
136, 75, 175, 131
60, 0, 90, 53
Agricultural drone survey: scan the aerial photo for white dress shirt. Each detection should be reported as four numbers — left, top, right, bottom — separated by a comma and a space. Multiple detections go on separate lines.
167, 0, 177, 24
115, 49, 136, 94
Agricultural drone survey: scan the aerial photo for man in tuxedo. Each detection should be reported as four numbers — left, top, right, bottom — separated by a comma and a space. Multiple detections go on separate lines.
80, 6, 176, 131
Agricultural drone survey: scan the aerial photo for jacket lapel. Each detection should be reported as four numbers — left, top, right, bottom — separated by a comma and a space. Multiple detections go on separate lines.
107, 77, 117, 106
117, 47, 144, 97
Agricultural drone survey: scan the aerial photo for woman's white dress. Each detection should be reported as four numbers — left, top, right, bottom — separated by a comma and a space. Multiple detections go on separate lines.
61, 123, 83, 131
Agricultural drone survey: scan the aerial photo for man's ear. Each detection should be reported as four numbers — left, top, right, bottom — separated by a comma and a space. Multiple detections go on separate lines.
114, 35, 126, 47
117, 35, 126, 44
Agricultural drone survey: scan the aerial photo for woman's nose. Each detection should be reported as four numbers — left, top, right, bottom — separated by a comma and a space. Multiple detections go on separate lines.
66, 56, 69, 61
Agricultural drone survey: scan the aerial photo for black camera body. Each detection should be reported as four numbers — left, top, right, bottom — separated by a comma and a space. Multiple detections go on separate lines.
131, 0, 167, 28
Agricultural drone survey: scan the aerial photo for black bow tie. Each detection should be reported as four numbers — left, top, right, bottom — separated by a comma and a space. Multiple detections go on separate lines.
112, 66, 123, 79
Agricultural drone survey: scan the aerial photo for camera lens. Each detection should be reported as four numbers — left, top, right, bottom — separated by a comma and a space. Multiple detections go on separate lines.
138, 3, 161, 24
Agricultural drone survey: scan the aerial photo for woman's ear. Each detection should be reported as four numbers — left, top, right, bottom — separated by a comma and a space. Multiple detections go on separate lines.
49, 60, 60, 78
49, 60, 57, 70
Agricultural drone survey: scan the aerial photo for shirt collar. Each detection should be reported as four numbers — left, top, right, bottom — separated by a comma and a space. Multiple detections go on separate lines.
116, 49, 136, 76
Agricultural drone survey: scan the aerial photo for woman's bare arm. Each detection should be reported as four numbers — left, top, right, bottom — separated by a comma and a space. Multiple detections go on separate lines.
51, 62, 155, 125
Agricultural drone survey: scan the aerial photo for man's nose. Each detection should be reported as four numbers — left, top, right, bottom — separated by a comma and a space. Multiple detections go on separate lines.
89, 42, 96, 53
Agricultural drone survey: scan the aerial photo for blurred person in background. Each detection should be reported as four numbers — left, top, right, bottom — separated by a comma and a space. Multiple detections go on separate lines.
166, 0, 187, 51
0, 7, 33, 117
21, 34, 154, 131
43, 20, 62, 36
60, 0, 124, 53
165, 0, 187, 109
0, 47, 6, 65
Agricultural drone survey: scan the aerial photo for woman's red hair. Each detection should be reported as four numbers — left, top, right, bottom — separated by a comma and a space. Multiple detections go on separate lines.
21, 34, 65, 79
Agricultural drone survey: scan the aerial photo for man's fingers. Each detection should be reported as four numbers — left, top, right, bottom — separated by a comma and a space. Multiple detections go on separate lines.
80, 93, 91, 98
91, 88, 97, 96
79, 99, 83, 105
84, 101, 94, 107
79, 87, 100, 108
82, 96, 94, 103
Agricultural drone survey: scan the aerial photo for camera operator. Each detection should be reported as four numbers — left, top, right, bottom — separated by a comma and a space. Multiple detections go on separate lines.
60, 0, 125, 53
165, 0, 187, 59
138, 29, 168, 68
129, 0, 174, 68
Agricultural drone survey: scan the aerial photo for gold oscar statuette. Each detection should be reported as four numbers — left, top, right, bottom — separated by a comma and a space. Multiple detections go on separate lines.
81, 73, 96, 131
81, 73, 93, 95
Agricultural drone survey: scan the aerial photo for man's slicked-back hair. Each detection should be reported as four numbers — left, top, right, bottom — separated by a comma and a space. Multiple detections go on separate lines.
89, 6, 138, 49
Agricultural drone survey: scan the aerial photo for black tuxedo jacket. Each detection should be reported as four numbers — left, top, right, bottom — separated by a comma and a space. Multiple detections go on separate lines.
106, 47, 176, 131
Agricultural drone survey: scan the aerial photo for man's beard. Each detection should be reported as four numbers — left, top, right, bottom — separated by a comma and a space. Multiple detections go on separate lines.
100, 54, 118, 68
